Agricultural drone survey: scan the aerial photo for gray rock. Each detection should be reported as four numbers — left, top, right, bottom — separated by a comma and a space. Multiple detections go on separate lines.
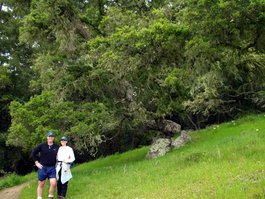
163, 120, 181, 135
171, 130, 191, 149
146, 138, 171, 159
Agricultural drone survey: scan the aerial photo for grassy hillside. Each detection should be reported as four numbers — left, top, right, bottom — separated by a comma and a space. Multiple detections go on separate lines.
0, 173, 35, 190
20, 114, 265, 198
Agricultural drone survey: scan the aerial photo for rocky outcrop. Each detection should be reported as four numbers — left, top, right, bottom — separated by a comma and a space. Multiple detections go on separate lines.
146, 138, 171, 159
171, 130, 191, 149
146, 130, 192, 159
145, 119, 181, 138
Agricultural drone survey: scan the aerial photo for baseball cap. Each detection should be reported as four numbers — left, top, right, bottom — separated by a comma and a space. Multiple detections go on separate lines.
47, 132, 55, 137
60, 136, 68, 141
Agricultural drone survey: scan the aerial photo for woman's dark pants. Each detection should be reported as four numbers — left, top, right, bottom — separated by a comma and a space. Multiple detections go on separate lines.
57, 169, 68, 197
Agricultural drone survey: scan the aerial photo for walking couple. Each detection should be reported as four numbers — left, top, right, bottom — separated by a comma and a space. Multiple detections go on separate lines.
32, 132, 75, 199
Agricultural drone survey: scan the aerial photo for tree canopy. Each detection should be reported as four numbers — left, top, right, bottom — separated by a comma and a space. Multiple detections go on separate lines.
1, 0, 265, 174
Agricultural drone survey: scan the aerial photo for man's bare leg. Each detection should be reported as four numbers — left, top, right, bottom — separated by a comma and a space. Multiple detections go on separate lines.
48, 178, 57, 198
37, 180, 46, 198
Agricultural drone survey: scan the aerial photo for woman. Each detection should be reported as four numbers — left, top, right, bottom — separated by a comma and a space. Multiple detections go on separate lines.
56, 136, 75, 199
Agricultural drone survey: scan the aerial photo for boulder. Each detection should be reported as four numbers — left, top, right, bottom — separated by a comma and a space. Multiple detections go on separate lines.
146, 138, 171, 159
171, 130, 191, 149
146, 130, 192, 159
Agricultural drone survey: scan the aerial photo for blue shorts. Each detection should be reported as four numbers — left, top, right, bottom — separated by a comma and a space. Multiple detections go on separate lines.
38, 165, 56, 181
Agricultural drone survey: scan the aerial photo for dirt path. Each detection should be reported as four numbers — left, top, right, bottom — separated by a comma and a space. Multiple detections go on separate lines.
0, 183, 28, 199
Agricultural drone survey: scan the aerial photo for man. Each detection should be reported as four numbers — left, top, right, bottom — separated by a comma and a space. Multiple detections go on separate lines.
32, 132, 59, 199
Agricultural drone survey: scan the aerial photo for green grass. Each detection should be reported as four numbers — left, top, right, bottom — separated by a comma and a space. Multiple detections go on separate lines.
20, 114, 265, 198
0, 172, 35, 190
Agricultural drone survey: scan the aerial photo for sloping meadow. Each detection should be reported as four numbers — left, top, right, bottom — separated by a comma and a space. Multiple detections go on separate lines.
20, 114, 265, 198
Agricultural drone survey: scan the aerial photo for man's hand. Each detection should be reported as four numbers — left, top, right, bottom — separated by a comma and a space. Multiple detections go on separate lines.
35, 161, 43, 169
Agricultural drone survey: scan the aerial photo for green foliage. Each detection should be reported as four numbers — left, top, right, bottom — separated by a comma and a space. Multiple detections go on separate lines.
183, 71, 224, 116
66, 102, 118, 154
181, 0, 265, 124
88, 9, 189, 120
3, 0, 265, 169
0, 0, 34, 175
6, 91, 117, 154
0, 67, 11, 89
0, 0, 33, 132
20, 0, 82, 53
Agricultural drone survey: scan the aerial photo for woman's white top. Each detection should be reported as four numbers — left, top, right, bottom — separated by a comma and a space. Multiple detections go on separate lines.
57, 146, 75, 163
56, 146, 75, 184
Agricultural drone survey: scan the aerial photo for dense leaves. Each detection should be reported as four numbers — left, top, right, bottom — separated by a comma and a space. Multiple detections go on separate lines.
0, 0, 33, 174
182, 0, 265, 126
7, 91, 117, 154
1, 0, 265, 174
